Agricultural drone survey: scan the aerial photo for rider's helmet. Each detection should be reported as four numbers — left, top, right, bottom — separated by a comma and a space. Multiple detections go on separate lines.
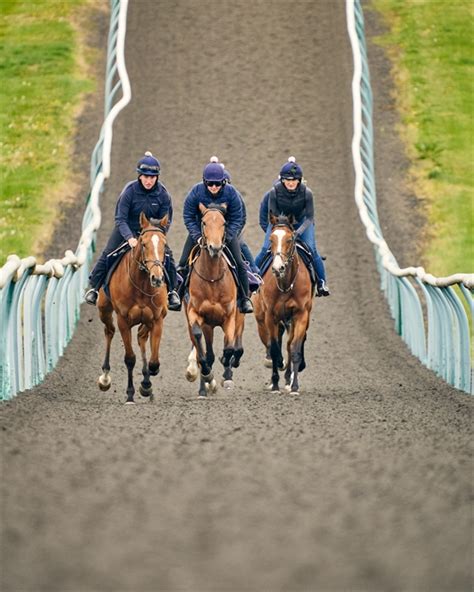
203, 160, 227, 184
136, 151, 161, 176
210, 155, 231, 183
279, 156, 303, 181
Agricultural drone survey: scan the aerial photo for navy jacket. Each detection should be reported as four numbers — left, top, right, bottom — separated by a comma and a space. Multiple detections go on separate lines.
115, 180, 173, 240
183, 183, 243, 242
259, 182, 314, 234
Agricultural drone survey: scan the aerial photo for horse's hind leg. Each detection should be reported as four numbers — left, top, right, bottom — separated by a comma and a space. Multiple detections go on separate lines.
267, 315, 283, 392
232, 312, 245, 368
286, 311, 310, 395
98, 300, 115, 391
137, 324, 153, 398
202, 325, 217, 394
117, 315, 136, 404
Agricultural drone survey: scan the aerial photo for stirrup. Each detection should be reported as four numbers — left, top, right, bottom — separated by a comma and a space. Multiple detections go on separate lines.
85, 288, 98, 305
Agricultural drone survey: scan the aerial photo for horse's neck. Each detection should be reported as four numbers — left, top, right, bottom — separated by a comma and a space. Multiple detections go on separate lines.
127, 250, 146, 286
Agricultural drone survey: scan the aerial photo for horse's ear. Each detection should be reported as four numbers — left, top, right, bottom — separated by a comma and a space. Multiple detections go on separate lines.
140, 211, 149, 229
220, 203, 227, 212
158, 214, 169, 228
269, 211, 277, 226
199, 203, 207, 215
287, 213, 295, 227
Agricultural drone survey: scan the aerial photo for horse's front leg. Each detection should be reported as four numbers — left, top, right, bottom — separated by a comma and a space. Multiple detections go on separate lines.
97, 298, 115, 391
267, 315, 283, 392
220, 314, 237, 390
286, 310, 310, 395
187, 313, 212, 398
232, 312, 245, 368
117, 315, 136, 404
137, 324, 153, 398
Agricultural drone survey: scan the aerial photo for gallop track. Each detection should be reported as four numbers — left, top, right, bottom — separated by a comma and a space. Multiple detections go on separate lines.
1, 2, 471, 591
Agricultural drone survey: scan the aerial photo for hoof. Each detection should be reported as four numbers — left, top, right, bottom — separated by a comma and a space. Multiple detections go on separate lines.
205, 379, 218, 394
186, 369, 198, 382
290, 390, 300, 395
98, 374, 111, 391
139, 385, 153, 397
284, 384, 291, 393
197, 394, 207, 400
222, 379, 234, 390
124, 400, 135, 405
264, 357, 272, 368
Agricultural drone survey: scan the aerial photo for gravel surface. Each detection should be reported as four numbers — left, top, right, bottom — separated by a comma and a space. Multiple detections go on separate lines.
1, 2, 471, 591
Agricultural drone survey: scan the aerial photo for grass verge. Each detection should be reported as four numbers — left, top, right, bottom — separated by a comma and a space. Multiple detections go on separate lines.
370, 0, 473, 275
0, 0, 101, 265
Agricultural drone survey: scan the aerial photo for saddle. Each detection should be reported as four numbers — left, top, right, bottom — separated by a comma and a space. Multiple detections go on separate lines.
183, 245, 261, 295
259, 241, 317, 287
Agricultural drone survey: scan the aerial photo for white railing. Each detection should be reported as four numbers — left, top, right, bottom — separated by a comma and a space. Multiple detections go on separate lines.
346, 0, 473, 394
0, 0, 131, 400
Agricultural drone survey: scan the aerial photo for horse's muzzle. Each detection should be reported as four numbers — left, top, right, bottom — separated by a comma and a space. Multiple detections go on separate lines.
150, 274, 163, 288
207, 244, 223, 258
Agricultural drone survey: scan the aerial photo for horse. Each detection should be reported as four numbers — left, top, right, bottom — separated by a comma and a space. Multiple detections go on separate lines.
96, 212, 169, 404
184, 203, 245, 398
252, 213, 314, 394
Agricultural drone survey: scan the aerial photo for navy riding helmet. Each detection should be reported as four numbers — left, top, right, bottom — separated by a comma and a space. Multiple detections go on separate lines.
203, 162, 227, 184
136, 151, 161, 176
280, 156, 303, 180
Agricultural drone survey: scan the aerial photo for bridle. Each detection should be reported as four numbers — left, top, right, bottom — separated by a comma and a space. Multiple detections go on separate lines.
271, 224, 299, 293
133, 226, 167, 276
200, 207, 227, 254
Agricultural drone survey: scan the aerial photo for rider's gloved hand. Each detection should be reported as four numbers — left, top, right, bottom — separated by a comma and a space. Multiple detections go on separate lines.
128, 237, 138, 248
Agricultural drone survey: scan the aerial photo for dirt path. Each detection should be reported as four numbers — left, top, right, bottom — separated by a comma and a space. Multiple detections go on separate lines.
1, 2, 471, 591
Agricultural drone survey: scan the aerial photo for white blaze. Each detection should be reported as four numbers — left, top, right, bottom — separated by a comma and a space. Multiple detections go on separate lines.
272, 229, 286, 270
151, 234, 160, 261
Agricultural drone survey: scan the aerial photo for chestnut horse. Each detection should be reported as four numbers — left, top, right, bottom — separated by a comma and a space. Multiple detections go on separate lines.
97, 212, 169, 404
184, 203, 245, 398
252, 214, 314, 394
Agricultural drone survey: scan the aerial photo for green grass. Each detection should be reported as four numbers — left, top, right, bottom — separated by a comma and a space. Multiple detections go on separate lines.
0, 1, 96, 265
370, 0, 473, 275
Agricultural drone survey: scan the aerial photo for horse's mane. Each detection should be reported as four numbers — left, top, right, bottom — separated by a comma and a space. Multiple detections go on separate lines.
206, 202, 227, 217
273, 214, 294, 229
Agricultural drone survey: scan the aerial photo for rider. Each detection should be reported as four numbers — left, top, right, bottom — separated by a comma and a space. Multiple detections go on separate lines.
177, 161, 254, 314
84, 152, 181, 310
210, 156, 259, 276
254, 157, 330, 297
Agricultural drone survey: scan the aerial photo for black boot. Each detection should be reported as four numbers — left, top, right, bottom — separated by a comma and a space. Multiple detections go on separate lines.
168, 290, 182, 311
239, 296, 254, 314
85, 288, 99, 305
316, 280, 330, 297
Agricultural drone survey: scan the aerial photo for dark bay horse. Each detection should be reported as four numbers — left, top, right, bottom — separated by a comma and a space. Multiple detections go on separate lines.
184, 203, 245, 398
252, 214, 314, 394
97, 212, 169, 404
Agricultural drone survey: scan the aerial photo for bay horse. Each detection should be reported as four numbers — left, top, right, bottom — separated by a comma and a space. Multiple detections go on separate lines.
252, 213, 314, 394
184, 203, 245, 398
97, 212, 169, 404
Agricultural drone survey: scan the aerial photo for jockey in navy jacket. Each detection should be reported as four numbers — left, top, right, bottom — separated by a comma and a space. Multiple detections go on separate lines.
183, 182, 242, 242
177, 161, 254, 314
85, 152, 181, 309
115, 180, 173, 239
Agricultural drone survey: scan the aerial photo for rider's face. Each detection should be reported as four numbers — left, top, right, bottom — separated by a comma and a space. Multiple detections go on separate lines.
205, 181, 223, 195
140, 175, 158, 189
282, 178, 299, 191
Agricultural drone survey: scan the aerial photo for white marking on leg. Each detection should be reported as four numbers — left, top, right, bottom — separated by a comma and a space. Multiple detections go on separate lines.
186, 347, 199, 382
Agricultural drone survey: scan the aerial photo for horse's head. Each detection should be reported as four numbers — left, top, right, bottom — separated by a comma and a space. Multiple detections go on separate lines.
199, 203, 227, 258
269, 212, 296, 279
137, 212, 168, 288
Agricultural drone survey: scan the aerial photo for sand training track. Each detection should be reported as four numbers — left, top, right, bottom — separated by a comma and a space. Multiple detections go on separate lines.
1, 2, 471, 591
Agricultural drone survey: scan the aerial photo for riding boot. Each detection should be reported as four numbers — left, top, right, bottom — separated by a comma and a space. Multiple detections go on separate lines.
237, 268, 254, 314
165, 249, 182, 311
177, 265, 189, 299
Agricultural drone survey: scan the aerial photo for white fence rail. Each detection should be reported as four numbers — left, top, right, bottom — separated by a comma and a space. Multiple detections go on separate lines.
346, 0, 473, 394
0, 0, 131, 400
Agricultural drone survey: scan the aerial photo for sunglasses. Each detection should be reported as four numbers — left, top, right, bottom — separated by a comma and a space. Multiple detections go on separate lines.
206, 181, 223, 187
